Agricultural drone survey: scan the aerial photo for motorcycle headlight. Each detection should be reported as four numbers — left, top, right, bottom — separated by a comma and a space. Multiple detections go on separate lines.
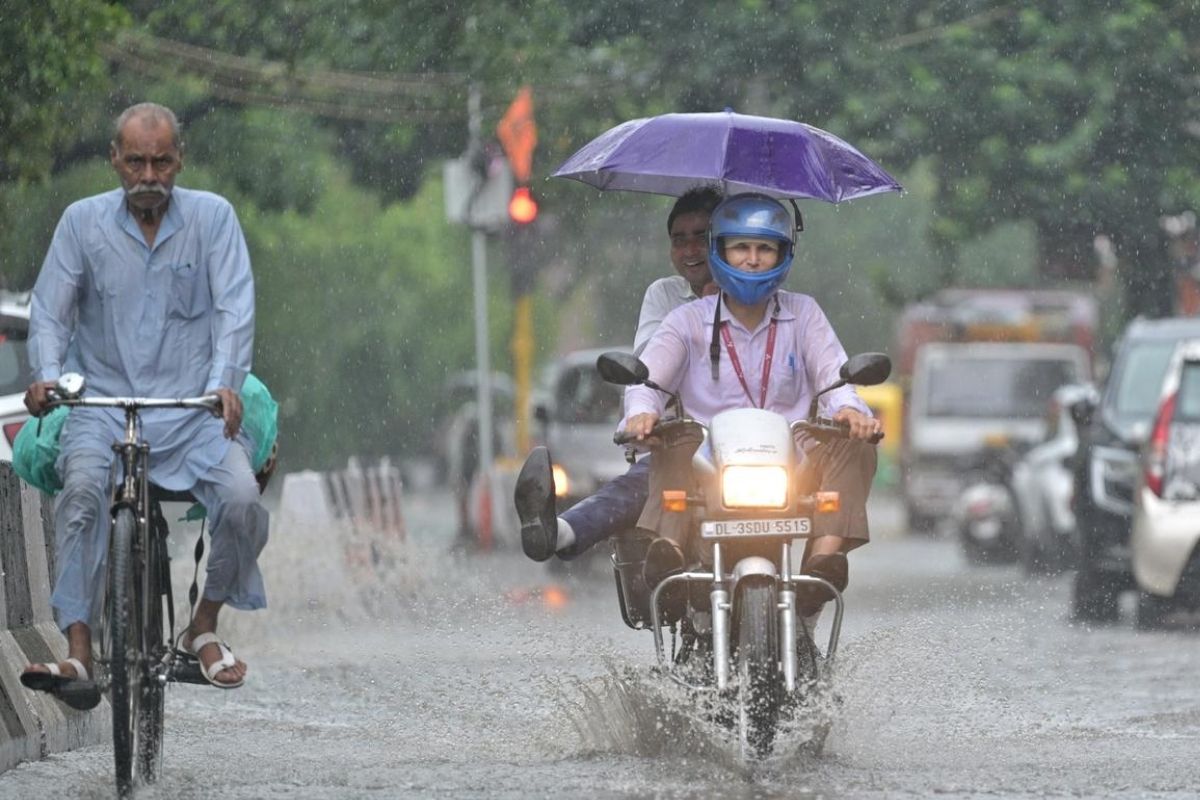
552, 464, 570, 498
721, 465, 788, 509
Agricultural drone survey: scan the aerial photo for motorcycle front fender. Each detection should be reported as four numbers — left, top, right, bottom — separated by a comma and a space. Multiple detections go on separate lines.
730, 555, 779, 590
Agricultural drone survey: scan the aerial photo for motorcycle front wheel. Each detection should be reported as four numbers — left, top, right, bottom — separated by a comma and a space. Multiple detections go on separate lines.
732, 576, 782, 759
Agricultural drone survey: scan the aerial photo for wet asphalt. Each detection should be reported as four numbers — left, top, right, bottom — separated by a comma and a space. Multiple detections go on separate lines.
2, 490, 1199, 799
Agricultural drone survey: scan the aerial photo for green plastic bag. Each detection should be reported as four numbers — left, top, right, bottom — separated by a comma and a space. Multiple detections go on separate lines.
240, 374, 279, 474
11, 405, 70, 494
9, 375, 279, 506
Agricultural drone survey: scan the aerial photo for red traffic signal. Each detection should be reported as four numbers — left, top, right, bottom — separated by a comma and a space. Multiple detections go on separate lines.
508, 186, 538, 225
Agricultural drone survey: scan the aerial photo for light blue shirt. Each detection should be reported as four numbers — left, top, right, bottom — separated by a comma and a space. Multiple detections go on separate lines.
30, 186, 255, 489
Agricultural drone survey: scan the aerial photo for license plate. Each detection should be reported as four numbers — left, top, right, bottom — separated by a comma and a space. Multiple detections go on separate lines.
700, 517, 812, 539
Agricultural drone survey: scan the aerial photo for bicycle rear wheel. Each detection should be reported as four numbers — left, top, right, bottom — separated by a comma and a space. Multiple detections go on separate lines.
107, 507, 137, 796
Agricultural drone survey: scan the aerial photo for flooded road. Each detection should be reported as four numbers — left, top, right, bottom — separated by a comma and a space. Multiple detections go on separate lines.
3, 490, 1200, 799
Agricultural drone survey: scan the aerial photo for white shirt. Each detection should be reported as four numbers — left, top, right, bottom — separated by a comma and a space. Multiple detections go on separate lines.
633, 275, 698, 355
626, 291, 870, 427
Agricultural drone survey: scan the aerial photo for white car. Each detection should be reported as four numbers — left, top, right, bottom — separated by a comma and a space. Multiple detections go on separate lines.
0, 290, 33, 462
533, 346, 632, 511
1131, 338, 1200, 628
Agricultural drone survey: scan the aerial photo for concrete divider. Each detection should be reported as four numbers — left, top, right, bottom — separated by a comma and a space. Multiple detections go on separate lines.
0, 462, 108, 774
287, 458, 405, 539
279, 459, 406, 575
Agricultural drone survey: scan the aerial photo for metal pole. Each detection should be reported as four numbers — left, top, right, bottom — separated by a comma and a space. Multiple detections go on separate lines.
468, 83, 495, 519
472, 229, 494, 484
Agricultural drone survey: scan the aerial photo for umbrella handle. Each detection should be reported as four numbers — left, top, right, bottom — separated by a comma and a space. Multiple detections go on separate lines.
789, 199, 805, 233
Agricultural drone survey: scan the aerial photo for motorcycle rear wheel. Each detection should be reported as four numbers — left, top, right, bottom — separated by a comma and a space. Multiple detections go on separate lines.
733, 577, 781, 759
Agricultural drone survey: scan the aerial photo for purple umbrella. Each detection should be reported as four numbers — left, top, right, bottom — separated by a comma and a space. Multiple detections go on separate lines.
552, 110, 902, 202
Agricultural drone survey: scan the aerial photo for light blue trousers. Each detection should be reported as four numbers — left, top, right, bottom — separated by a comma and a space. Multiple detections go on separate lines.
51, 442, 270, 631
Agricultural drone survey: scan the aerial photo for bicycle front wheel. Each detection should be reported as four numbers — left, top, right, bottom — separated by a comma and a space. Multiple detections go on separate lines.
135, 506, 167, 783
107, 507, 137, 796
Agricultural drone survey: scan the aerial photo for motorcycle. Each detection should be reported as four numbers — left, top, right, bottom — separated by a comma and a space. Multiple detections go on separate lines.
598, 350, 889, 759
953, 437, 1025, 566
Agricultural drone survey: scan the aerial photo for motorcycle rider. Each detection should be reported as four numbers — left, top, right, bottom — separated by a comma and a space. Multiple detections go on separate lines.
515, 187, 721, 561
623, 192, 881, 615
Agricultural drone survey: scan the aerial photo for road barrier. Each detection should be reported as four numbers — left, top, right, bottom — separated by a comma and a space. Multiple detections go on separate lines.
0, 462, 108, 774
280, 457, 406, 538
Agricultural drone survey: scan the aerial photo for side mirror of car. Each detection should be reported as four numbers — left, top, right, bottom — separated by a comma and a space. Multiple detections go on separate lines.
596, 352, 648, 386
839, 353, 892, 387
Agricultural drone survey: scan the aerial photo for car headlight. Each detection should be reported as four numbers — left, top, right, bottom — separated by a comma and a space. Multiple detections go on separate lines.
721, 465, 788, 509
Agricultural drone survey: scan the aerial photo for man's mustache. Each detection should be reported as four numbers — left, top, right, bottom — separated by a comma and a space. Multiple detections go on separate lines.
127, 183, 169, 198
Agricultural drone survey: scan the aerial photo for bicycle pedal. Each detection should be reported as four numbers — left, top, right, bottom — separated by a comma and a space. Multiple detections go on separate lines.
166, 652, 208, 686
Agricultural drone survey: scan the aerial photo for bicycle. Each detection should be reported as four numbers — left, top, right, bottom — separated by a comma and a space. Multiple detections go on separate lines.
45, 372, 228, 796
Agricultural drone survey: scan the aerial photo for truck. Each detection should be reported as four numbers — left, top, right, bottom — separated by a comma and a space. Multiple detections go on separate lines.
897, 289, 1098, 532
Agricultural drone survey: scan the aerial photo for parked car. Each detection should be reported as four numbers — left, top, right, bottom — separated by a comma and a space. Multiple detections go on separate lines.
1071, 317, 1200, 622
1130, 339, 1200, 628
0, 290, 32, 462
1010, 383, 1097, 574
534, 347, 631, 512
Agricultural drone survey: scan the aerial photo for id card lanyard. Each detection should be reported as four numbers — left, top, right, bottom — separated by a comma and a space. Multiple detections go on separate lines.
709, 294, 780, 409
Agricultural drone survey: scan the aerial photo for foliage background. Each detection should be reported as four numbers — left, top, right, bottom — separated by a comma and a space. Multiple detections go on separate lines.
0, 1, 1195, 468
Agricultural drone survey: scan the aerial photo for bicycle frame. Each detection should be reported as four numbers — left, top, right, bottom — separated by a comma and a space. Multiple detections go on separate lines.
47, 383, 220, 795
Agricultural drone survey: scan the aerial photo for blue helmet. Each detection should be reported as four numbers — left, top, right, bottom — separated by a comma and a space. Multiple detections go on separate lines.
707, 193, 795, 305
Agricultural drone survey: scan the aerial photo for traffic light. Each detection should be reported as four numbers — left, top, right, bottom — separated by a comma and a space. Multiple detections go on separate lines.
508, 186, 538, 225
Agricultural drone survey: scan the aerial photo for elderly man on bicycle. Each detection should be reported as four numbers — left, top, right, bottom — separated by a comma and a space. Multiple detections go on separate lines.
20, 102, 267, 699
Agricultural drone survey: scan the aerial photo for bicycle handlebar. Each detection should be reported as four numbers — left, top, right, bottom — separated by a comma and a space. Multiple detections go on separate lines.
46, 393, 222, 413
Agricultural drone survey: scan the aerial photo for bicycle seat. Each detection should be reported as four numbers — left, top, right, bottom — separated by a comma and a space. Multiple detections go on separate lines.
149, 485, 197, 504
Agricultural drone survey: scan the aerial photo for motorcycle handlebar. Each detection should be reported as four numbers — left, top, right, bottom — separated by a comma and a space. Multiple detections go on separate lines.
791, 417, 884, 444
616, 416, 884, 446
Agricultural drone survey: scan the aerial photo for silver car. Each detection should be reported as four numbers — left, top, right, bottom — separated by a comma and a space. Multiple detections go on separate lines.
0, 290, 32, 461
1131, 338, 1200, 628
534, 346, 632, 511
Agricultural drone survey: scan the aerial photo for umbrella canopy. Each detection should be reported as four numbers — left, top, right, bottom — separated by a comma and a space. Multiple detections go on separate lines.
552, 110, 902, 202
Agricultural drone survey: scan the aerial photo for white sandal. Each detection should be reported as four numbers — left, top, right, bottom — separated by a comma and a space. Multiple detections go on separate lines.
185, 632, 245, 689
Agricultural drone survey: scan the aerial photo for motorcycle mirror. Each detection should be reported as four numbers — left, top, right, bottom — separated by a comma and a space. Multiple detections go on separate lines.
839, 353, 892, 386
597, 352, 648, 386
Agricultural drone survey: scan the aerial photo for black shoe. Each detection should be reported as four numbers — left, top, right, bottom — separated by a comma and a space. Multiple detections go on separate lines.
642, 537, 686, 587
643, 538, 687, 623
797, 553, 848, 616
514, 447, 558, 562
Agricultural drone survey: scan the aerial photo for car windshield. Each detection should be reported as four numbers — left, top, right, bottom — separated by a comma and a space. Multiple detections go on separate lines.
1108, 340, 1177, 421
924, 355, 1079, 418
0, 317, 32, 396
554, 365, 623, 424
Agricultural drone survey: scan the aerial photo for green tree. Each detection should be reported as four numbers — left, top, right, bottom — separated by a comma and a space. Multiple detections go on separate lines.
0, 1, 127, 184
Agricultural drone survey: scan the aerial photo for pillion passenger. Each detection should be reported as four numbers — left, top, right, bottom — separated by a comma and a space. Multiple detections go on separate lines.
514, 187, 722, 561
